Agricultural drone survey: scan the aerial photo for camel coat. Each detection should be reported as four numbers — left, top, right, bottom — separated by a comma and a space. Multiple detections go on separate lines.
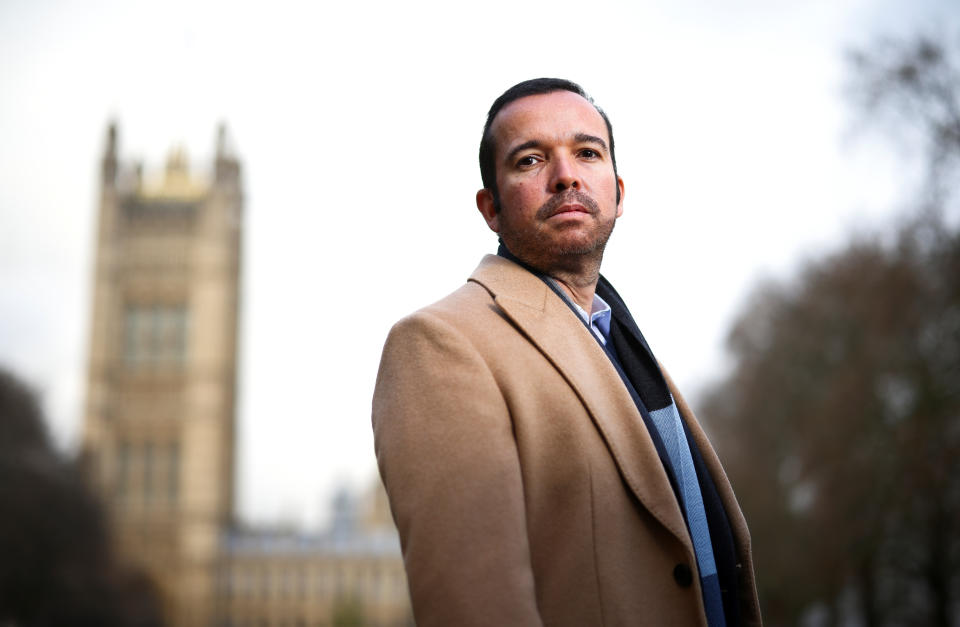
372, 255, 761, 626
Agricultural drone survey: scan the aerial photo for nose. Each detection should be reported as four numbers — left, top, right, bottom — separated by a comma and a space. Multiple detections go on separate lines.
549, 155, 580, 193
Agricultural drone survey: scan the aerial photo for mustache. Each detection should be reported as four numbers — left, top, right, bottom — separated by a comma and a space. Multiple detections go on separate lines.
536, 189, 599, 220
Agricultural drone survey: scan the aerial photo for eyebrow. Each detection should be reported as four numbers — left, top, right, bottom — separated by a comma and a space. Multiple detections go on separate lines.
574, 133, 608, 153
504, 134, 609, 164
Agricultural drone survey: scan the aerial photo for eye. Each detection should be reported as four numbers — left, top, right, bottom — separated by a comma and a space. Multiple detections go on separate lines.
578, 148, 600, 159
516, 155, 541, 168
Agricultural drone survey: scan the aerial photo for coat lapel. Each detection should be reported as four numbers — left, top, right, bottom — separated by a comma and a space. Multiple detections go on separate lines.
469, 255, 691, 550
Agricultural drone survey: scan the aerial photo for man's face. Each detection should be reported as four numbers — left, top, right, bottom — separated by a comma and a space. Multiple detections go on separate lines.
477, 90, 624, 274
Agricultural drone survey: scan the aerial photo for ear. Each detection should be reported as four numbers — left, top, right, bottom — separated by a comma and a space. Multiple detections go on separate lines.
615, 176, 625, 218
476, 188, 500, 233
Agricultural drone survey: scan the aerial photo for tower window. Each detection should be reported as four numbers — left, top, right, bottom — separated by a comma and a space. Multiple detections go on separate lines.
168, 442, 180, 505
143, 441, 155, 504
116, 440, 131, 500
124, 304, 189, 368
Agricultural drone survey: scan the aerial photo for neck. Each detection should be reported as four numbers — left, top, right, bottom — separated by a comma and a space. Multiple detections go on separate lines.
497, 241, 602, 312
547, 268, 599, 313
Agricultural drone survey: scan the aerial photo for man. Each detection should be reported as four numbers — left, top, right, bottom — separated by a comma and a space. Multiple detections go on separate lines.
372, 78, 761, 626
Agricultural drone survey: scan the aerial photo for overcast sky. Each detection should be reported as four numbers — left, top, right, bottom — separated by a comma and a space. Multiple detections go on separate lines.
1, 0, 956, 527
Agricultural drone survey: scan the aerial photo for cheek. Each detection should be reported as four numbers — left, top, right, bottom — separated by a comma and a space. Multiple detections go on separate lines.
504, 180, 538, 209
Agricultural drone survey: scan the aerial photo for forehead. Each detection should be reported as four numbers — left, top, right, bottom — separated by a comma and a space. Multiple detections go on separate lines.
490, 90, 609, 158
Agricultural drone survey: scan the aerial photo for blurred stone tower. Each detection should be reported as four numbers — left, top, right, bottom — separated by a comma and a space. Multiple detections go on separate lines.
82, 123, 243, 627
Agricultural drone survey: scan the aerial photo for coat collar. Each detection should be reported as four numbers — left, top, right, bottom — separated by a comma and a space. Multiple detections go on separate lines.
468, 254, 692, 550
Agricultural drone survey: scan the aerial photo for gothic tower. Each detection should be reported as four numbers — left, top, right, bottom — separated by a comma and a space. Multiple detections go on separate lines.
82, 123, 243, 627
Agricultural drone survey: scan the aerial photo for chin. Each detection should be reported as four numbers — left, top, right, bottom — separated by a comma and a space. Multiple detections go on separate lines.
549, 230, 610, 256
551, 241, 603, 256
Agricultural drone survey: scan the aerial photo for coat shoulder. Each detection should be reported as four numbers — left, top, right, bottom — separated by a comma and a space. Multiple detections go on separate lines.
389, 272, 508, 339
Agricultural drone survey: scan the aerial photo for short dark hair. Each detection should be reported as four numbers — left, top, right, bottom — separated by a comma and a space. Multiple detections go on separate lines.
478, 78, 619, 210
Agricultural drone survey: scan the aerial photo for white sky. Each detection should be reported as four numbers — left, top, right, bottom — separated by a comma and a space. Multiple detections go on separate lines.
0, 0, 955, 528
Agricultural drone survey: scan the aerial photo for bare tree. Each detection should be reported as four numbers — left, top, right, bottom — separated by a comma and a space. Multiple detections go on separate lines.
847, 32, 960, 210
703, 32, 960, 627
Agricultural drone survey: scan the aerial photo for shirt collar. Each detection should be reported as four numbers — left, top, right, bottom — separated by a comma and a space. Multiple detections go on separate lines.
572, 293, 613, 341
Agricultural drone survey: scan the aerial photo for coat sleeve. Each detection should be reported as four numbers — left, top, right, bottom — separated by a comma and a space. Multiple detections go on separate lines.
372, 310, 543, 627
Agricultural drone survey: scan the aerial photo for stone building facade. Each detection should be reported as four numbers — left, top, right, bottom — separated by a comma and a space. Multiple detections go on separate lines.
216, 487, 412, 627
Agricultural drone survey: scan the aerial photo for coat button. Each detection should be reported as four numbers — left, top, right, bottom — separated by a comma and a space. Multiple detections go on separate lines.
673, 563, 693, 587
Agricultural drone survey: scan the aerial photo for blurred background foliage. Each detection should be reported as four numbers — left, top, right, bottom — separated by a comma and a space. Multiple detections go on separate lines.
703, 32, 960, 626
0, 370, 164, 626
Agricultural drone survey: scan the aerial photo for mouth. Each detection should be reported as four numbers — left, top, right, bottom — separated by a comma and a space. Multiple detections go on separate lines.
537, 191, 599, 220
547, 204, 590, 218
